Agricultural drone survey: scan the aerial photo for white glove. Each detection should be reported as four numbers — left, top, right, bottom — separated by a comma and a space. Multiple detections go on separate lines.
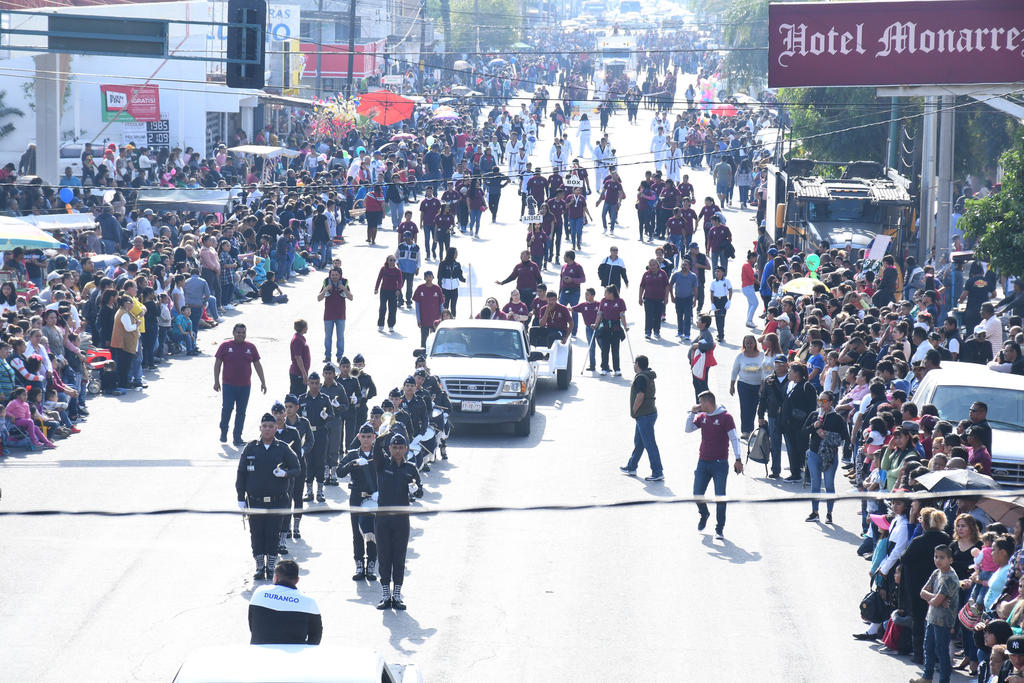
356, 457, 369, 466
329, 396, 340, 408
273, 464, 287, 478
320, 406, 330, 420
371, 491, 379, 503
237, 500, 247, 510
350, 393, 359, 405
408, 482, 418, 494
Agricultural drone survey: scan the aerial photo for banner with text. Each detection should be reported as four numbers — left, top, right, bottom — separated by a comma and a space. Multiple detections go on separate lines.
101, 84, 161, 122
768, 0, 1024, 87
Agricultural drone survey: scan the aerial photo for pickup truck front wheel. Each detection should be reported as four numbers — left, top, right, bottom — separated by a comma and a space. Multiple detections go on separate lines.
513, 401, 533, 437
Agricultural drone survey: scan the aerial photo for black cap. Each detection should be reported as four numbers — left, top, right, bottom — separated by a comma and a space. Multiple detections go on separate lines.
381, 399, 395, 410
358, 423, 376, 434
370, 406, 384, 416
1007, 634, 1024, 655
404, 375, 416, 385
260, 413, 276, 423
338, 356, 351, 365
271, 402, 286, 413
414, 368, 427, 377
388, 388, 402, 398
284, 393, 299, 404
390, 433, 408, 446
323, 363, 337, 374
353, 354, 365, 363
307, 371, 320, 381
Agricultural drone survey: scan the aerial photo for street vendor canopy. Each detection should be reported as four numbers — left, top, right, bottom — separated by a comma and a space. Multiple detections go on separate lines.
0, 216, 63, 249
227, 145, 301, 159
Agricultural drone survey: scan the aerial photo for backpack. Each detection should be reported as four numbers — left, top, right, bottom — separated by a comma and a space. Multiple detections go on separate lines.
747, 425, 770, 464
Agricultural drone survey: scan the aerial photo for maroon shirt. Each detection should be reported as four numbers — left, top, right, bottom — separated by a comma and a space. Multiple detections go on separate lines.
419, 196, 441, 226
289, 333, 310, 377
502, 300, 529, 320
601, 180, 623, 206
572, 300, 600, 326
539, 302, 572, 337
694, 410, 737, 461
598, 297, 627, 321
323, 278, 348, 320
546, 197, 565, 227
413, 283, 444, 326
397, 220, 418, 241
215, 340, 261, 386
501, 260, 543, 292
640, 268, 669, 301
560, 262, 585, 292
565, 194, 587, 219
375, 265, 403, 292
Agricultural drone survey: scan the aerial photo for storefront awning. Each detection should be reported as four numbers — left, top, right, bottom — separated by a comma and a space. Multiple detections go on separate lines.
257, 94, 317, 109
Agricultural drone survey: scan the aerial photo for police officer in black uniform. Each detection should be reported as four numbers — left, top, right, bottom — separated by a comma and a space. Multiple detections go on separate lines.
320, 364, 349, 487
338, 423, 380, 582
353, 353, 377, 426
283, 393, 313, 539
374, 433, 423, 610
300, 372, 335, 503
415, 358, 453, 459
236, 413, 302, 580
399, 376, 427, 436
272, 401, 303, 555
337, 357, 362, 450
386, 392, 416, 442
412, 368, 435, 417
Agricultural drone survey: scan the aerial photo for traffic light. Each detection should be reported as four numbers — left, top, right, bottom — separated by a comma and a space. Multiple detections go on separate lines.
227, 0, 266, 89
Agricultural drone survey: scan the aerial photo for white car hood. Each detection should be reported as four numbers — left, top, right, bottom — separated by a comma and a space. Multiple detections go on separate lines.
427, 356, 530, 381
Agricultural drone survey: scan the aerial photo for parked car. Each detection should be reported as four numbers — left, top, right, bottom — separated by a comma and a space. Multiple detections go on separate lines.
59, 143, 85, 177
912, 361, 1024, 485
173, 644, 422, 683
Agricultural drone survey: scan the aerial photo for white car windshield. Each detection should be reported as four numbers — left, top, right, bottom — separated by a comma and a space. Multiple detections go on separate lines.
431, 328, 525, 360
930, 386, 1024, 432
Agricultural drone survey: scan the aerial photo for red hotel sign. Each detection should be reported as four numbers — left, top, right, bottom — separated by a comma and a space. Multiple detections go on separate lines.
768, 0, 1024, 88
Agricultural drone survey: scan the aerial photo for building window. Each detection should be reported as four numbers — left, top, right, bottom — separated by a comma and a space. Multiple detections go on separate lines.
335, 18, 361, 42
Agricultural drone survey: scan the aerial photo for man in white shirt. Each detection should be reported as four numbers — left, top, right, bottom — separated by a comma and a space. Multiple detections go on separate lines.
549, 141, 569, 173
135, 209, 155, 239
981, 302, 1003, 357
910, 326, 934, 364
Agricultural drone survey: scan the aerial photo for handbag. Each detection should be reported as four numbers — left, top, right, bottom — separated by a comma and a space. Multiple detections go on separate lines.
747, 426, 770, 465
959, 601, 983, 629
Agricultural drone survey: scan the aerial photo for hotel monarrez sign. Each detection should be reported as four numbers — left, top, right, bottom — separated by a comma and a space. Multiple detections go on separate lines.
768, 0, 1024, 88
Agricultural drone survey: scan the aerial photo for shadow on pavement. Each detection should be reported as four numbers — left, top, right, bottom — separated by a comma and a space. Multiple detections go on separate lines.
382, 611, 437, 655
700, 534, 763, 564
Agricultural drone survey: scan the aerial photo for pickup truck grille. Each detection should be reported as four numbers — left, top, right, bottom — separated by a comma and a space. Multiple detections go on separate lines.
443, 378, 501, 399
991, 460, 1024, 487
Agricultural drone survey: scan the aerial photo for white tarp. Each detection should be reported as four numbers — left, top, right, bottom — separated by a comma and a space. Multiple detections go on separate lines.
22, 213, 97, 231
135, 189, 232, 212
228, 145, 301, 159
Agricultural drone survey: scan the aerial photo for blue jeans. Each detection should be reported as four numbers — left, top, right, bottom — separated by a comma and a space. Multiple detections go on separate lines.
601, 203, 619, 231
388, 200, 405, 229
568, 217, 584, 247
669, 235, 685, 265
674, 296, 693, 337
742, 284, 758, 324
767, 415, 783, 475
469, 209, 482, 236
313, 241, 331, 269
923, 622, 952, 683
130, 347, 144, 385
626, 412, 663, 477
324, 319, 345, 359
220, 383, 251, 441
694, 459, 729, 530
558, 288, 581, 335
736, 380, 759, 435
711, 249, 728, 272
806, 449, 838, 514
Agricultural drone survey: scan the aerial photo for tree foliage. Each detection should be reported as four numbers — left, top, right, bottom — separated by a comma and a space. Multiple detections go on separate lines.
779, 87, 890, 163
0, 90, 25, 140
720, 0, 767, 94
427, 0, 519, 53
959, 132, 1024, 277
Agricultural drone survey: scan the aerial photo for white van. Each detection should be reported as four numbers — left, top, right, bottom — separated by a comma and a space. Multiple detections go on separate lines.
912, 361, 1024, 485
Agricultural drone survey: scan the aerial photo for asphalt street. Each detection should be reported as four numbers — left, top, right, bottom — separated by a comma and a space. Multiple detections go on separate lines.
1, 94, 927, 682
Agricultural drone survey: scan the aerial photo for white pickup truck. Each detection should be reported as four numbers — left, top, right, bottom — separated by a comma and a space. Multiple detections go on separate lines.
422, 319, 571, 437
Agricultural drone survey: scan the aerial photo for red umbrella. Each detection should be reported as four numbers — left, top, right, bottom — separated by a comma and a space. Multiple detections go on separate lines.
712, 103, 739, 117
356, 90, 415, 125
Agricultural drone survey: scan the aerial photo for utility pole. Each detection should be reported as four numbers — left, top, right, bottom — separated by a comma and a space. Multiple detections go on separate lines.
440, 0, 452, 83
315, 0, 324, 98
935, 95, 955, 266
474, 0, 479, 53
345, 0, 357, 97
419, 0, 426, 80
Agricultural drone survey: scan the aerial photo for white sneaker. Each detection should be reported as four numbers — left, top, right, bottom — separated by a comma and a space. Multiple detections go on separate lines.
223, 304, 235, 310
378, 326, 384, 332
388, 328, 395, 334
600, 369, 609, 376
613, 370, 622, 376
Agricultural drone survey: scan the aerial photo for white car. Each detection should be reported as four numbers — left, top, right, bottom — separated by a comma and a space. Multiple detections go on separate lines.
173, 644, 422, 683
912, 361, 1024, 485
59, 143, 84, 177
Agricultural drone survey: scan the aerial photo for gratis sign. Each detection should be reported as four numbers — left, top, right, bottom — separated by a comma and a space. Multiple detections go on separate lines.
101, 84, 161, 122
768, 0, 1024, 87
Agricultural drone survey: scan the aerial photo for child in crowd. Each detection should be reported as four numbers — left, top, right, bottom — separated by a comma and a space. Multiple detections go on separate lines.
917, 544, 960, 683
43, 388, 78, 433
260, 271, 288, 304
239, 269, 260, 300
171, 304, 199, 355
969, 532, 1000, 608
6, 387, 54, 448
157, 293, 173, 358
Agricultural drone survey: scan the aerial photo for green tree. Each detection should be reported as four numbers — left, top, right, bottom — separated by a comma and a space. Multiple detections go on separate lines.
427, 0, 519, 53
959, 131, 1024, 277
0, 90, 24, 139
779, 87, 893, 163
720, 0, 767, 94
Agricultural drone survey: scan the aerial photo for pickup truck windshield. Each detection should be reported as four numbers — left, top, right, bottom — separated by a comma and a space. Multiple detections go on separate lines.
431, 328, 526, 360
930, 386, 1024, 432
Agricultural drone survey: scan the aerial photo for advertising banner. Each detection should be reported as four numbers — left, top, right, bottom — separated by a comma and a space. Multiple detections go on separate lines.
101, 84, 161, 122
768, 0, 1024, 87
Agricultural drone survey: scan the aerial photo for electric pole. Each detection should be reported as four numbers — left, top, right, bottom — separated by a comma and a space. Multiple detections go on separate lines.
345, 0, 357, 97
315, 0, 324, 97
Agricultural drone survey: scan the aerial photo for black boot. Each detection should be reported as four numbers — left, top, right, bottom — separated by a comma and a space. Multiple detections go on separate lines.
391, 584, 407, 610
352, 559, 366, 581
376, 585, 392, 610
365, 559, 378, 582
278, 532, 289, 555
292, 519, 301, 540
266, 554, 277, 580
253, 555, 266, 580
